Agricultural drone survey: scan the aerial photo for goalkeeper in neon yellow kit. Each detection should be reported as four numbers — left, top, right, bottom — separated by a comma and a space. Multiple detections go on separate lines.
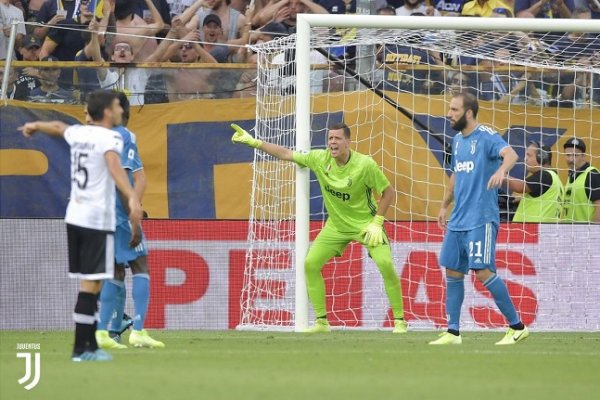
231, 122, 407, 333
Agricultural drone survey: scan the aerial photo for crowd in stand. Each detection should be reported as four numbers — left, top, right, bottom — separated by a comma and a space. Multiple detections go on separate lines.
0, 0, 599, 105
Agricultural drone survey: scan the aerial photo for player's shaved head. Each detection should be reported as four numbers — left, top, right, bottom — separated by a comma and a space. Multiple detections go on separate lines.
329, 122, 351, 139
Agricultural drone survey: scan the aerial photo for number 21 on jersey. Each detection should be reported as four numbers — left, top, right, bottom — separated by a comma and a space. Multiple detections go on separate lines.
469, 240, 482, 258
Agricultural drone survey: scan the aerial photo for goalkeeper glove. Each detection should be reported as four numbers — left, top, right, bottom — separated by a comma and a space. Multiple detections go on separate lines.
362, 215, 386, 247
231, 123, 262, 149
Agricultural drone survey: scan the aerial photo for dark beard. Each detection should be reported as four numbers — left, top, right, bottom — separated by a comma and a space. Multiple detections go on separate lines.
452, 113, 468, 132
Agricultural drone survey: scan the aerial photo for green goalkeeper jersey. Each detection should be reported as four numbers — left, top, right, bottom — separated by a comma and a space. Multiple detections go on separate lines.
293, 149, 391, 233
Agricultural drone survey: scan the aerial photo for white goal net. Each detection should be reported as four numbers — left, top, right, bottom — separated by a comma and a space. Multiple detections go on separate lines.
239, 16, 600, 332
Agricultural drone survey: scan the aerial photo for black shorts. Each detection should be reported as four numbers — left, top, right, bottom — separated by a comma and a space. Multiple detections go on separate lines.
67, 224, 114, 280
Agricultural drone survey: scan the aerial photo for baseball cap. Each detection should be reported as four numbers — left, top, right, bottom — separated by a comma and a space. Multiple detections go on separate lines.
22, 35, 42, 49
563, 137, 586, 153
203, 14, 222, 27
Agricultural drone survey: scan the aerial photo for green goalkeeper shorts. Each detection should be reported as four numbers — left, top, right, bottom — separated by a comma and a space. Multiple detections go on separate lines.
311, 222, 389, 257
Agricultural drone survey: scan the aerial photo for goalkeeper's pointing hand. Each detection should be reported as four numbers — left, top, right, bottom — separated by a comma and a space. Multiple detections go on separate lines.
362, 215, 386, 247
231, 123, 262, 149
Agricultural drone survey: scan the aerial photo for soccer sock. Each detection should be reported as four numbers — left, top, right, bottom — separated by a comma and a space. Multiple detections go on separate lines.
90, 298, 99, 351
483, 273, 521, 327
73, 292, 97, 355
97, 280, 120, 331
370, 245, 404, 320
109, 281, 126, 332
132, 273, 150, 331
446, 276, 465, 333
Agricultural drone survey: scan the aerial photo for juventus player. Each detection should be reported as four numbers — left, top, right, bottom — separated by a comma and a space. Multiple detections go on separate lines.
19, 90, 143, 362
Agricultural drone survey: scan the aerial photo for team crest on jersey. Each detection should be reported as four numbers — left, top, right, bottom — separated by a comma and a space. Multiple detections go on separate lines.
470, 140, 477, 155
346, 178, 352, 188
454, 141, 459, 155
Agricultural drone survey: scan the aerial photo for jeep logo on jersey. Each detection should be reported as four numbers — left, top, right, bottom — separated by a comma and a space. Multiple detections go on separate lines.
455, 161, 475, 173
325, 185, 350, 201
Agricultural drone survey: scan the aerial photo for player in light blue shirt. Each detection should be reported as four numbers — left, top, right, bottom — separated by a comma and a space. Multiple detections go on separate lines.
96, 93, 164, 349
430, 92, 529, 346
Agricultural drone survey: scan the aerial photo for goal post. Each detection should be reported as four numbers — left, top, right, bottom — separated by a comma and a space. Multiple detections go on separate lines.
241, 15, 600, 332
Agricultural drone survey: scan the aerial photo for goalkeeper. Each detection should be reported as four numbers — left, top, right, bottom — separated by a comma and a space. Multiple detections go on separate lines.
231, 122, 407, 333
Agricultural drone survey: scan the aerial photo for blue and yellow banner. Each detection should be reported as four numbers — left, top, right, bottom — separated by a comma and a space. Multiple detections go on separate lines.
1, 94, 598, 219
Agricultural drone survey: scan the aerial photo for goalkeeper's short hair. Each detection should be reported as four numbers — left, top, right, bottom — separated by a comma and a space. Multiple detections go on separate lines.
329, 122, 351, 139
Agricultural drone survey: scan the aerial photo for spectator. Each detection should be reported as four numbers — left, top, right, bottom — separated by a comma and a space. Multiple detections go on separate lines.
461, 0, 513, 16
515, 0, 574, 18
74, 19, 110, 100
97, 34, 173, 105
562, 137, 600, 223
39, 0, 99, 61
13, 34, 42, 99
253, 0, 327, 34
34, 0, 102, 39
28, 55, 74, 103
114, 0, 165, 62
0, 65, 19, 99
202, 14, 229, 62
1, 0, 26, 59
506, 141, 564, 222
38, 0, 103, 89
317, 0, 356, 14
163, 28, 219, 101
186, 0, 247, 44
442, 70, 474, 95
477, 48, 539, 103
396, 0, 441, 15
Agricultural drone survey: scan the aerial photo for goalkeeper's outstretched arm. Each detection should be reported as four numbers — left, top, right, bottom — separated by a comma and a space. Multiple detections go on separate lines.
231, 123, 294, 161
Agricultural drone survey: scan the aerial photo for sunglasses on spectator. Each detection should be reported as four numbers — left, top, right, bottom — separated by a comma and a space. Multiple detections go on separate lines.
452, 78, 463, 84
492, 8, 512, 16
181, 43, 194, 50
114, 45, 132, 52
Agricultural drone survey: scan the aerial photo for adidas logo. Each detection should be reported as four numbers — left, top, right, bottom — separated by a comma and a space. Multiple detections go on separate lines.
474, 258, 482, 264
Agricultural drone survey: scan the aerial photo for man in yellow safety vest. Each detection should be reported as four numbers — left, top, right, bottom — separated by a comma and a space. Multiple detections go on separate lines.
506, 141, 564, 223
562, 138, 600, 223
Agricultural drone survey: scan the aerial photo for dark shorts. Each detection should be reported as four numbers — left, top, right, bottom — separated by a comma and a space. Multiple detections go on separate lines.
67, 224, 114, 280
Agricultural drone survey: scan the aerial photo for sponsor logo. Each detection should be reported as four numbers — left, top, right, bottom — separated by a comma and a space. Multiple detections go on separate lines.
324, 185, 351, 201
16, 343, 41, 390
454, 161, 475, 173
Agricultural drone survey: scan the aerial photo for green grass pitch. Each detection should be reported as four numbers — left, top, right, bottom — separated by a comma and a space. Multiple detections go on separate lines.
1, 330, 599, 400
